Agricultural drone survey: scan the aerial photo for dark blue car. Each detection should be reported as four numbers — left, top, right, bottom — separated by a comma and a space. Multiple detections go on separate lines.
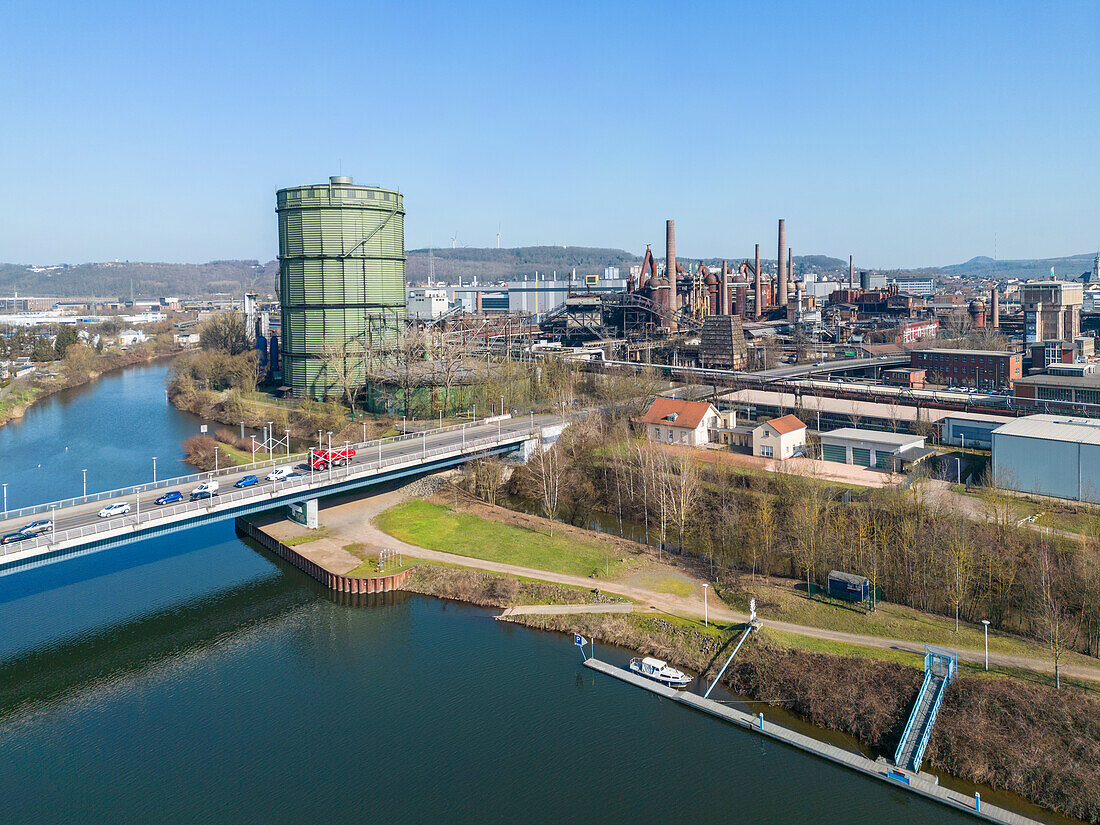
234, 474, 258, 488
1, 531, 33, 545
155, 490, 183, 505
189, 490, 214, 502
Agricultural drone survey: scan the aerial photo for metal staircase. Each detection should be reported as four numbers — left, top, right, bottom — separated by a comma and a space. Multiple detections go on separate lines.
894, 645, 957, 773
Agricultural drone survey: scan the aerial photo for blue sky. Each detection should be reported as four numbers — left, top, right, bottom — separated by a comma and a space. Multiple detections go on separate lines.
1, 0, 1097, 268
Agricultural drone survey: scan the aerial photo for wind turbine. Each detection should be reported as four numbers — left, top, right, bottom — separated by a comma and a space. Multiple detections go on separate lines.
496, 222, 501, 249
451, 233, 457, 250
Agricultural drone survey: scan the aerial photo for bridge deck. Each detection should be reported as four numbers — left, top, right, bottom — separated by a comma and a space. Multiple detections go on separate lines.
0, 415, 557, 574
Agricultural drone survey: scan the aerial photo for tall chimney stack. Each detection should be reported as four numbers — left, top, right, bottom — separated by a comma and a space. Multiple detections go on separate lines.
665, 219, 676, 283
777, 219, 788, 307
721, 260, 730, 315
754, 243, 762, 317
991, 287, 1000, 328
849, 255, 854, 288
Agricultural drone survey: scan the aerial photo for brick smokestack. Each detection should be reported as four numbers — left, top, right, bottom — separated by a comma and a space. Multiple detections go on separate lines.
665, 220, 676, 312
777, 219, 787, 307
991, 287, 1000, 328
754, 243, 762, 318
721, 260, 730, 315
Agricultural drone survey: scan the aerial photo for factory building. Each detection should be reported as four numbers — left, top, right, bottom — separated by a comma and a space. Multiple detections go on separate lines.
992, 415, 1100, 503
910, 349, 1022, 389
277, 176, 406, 399
1013, 372, 1100, 406
407, 287, 449, 320
888, 277, 935, 296
818, 429, 933, 472
1020, 280, 1082, 344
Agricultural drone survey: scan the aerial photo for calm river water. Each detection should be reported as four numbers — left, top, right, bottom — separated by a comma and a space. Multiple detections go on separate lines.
0, 363, 1038, 823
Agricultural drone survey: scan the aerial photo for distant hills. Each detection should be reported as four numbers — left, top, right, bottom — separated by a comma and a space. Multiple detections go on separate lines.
890, 253, 1097, 283
1, 248, 1095, 300
0, 260, 278, 299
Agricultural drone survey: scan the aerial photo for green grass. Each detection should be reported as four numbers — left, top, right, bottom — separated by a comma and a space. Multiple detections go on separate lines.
627, 570, 696, 597
374, 500, 630, 579
761, 627, 926, 668
726, 582, 1100, 674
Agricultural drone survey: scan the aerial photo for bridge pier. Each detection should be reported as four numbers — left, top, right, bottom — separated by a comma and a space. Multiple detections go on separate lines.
287, 498, 319, 529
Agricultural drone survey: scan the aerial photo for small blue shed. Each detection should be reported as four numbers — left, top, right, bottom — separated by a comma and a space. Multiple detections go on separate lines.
827, 570, 870, 603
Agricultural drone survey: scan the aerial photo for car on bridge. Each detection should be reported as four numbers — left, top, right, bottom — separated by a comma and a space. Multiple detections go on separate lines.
1, 531, 34, 545
20, 519, 52, 535
97, 502, 131, 518
155, 491, 184, 505
189, 490, 215, 502
308, 448, 356, 471
234, 474, 258, 488
265, 466, 299, 482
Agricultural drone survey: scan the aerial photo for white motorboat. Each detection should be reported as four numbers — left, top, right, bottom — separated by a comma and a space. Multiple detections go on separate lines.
629, 656, 692, 688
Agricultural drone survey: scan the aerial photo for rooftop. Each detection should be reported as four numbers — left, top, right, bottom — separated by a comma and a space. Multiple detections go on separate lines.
764, 414, 807, 435
912, 348, 1019, 357
638, 397, 715, 430
818, 428, 925, 447
1014, 373, 1100, 388
992, 414, 1100, 446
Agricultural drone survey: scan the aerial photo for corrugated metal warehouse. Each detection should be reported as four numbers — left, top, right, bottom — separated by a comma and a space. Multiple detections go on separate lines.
992, 415, 1100, 502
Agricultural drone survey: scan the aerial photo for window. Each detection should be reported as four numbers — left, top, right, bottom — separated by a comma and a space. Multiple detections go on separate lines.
761, 445, 774, 457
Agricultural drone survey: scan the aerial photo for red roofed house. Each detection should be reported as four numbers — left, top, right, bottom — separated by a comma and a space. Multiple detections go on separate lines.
751, 414, 808, 460
638, 397, 723, 447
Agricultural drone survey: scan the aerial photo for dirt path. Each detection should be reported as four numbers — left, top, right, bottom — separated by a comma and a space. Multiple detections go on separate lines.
312, 488, 1100, 685
497, 604, 634, 618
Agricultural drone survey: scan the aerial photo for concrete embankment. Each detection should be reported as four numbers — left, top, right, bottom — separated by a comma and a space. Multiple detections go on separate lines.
236, 518, 409, 594
585, 658, 1042, 825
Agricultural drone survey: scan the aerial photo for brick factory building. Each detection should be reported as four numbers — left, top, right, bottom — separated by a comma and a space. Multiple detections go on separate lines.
910, 348, 1022, 389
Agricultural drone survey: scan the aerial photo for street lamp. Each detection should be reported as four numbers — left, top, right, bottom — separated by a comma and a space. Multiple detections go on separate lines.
250, 436, 257, 465
344, 441, 350, 476
82, 469, 87, 498
981, 619, 990, 670
702, 583, 709, 627
240, 421, 245, 440
955, 457, 961, 484
267, 421, 274, 464
152, 457, 157, 484
3, 482, 7, 517
327, 431, 333, 480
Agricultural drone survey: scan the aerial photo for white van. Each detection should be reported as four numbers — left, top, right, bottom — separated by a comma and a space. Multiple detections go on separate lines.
265, 467, 293, 482
193, 480, 219, 495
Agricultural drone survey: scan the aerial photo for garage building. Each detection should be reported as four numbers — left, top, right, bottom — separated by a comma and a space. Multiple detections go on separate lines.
819, 428, 932, 472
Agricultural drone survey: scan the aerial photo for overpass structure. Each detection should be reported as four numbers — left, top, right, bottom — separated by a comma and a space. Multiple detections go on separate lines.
0, 415, 557, 576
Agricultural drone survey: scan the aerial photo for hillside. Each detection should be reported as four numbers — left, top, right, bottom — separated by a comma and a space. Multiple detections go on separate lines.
0, 260, 278, 299
891, 252, 1096, 283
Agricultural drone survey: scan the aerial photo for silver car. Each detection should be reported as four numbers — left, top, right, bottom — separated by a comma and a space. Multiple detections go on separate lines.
21, 519, 53, 535
97, 502, 131, 518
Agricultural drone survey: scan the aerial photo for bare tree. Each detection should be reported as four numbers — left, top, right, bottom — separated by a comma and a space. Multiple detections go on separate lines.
319, 335, 365, 409
1037, 545, 1071, 689
533, 442, 562, 536
946, 525, 974, 631
665, 448, 699, 556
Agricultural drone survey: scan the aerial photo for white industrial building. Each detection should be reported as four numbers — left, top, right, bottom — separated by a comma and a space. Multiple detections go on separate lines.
407, 287, 449, 320
992, 415, 1100, 503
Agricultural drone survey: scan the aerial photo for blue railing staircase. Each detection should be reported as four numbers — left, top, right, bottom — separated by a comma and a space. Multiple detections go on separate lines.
894, 645, 957, 773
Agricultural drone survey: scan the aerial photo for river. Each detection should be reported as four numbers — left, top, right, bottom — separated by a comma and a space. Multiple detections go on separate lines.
0, 362, 1048, 823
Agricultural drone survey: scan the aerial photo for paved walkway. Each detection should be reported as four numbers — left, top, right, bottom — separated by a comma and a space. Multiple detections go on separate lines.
662, 444, 902, 488
303, 489, 1100, 686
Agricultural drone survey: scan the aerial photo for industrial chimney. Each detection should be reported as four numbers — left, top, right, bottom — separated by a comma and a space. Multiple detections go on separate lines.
849, 255, 854, 289
991, 287, 1000, 328
754, 244, 762, 318
721, 260, 730, 315
665, 220, 676, 312
777, 219, 788, 307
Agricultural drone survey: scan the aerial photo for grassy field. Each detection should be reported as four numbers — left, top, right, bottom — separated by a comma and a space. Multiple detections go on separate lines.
723, 581, 1100, 673
375, 500, 630, 579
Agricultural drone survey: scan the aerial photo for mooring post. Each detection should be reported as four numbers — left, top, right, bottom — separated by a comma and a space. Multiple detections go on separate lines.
975, 792, 980, 812
758, 712, 764, 729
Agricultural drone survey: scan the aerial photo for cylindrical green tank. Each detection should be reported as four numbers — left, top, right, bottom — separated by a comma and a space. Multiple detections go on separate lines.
276, 175, 406, 399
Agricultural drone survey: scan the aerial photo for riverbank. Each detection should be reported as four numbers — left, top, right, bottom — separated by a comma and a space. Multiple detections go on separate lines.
272, 483, 1098, 825
0, 347, 179, 430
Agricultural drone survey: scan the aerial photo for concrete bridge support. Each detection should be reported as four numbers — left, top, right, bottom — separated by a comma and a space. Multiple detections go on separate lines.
287, 498, 319, 529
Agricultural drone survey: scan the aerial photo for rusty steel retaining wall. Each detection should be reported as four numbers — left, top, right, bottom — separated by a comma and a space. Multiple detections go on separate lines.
235, 518, 411, 594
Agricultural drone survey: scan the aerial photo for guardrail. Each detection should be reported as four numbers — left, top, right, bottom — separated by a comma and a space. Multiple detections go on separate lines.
0, 419, 542, 559
0, 414, 531, 522
893, 668, 933, 768
911, 680, 947, 773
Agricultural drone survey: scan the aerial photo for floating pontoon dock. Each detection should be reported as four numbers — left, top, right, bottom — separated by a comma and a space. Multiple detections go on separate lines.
583, 657, 1042, 825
